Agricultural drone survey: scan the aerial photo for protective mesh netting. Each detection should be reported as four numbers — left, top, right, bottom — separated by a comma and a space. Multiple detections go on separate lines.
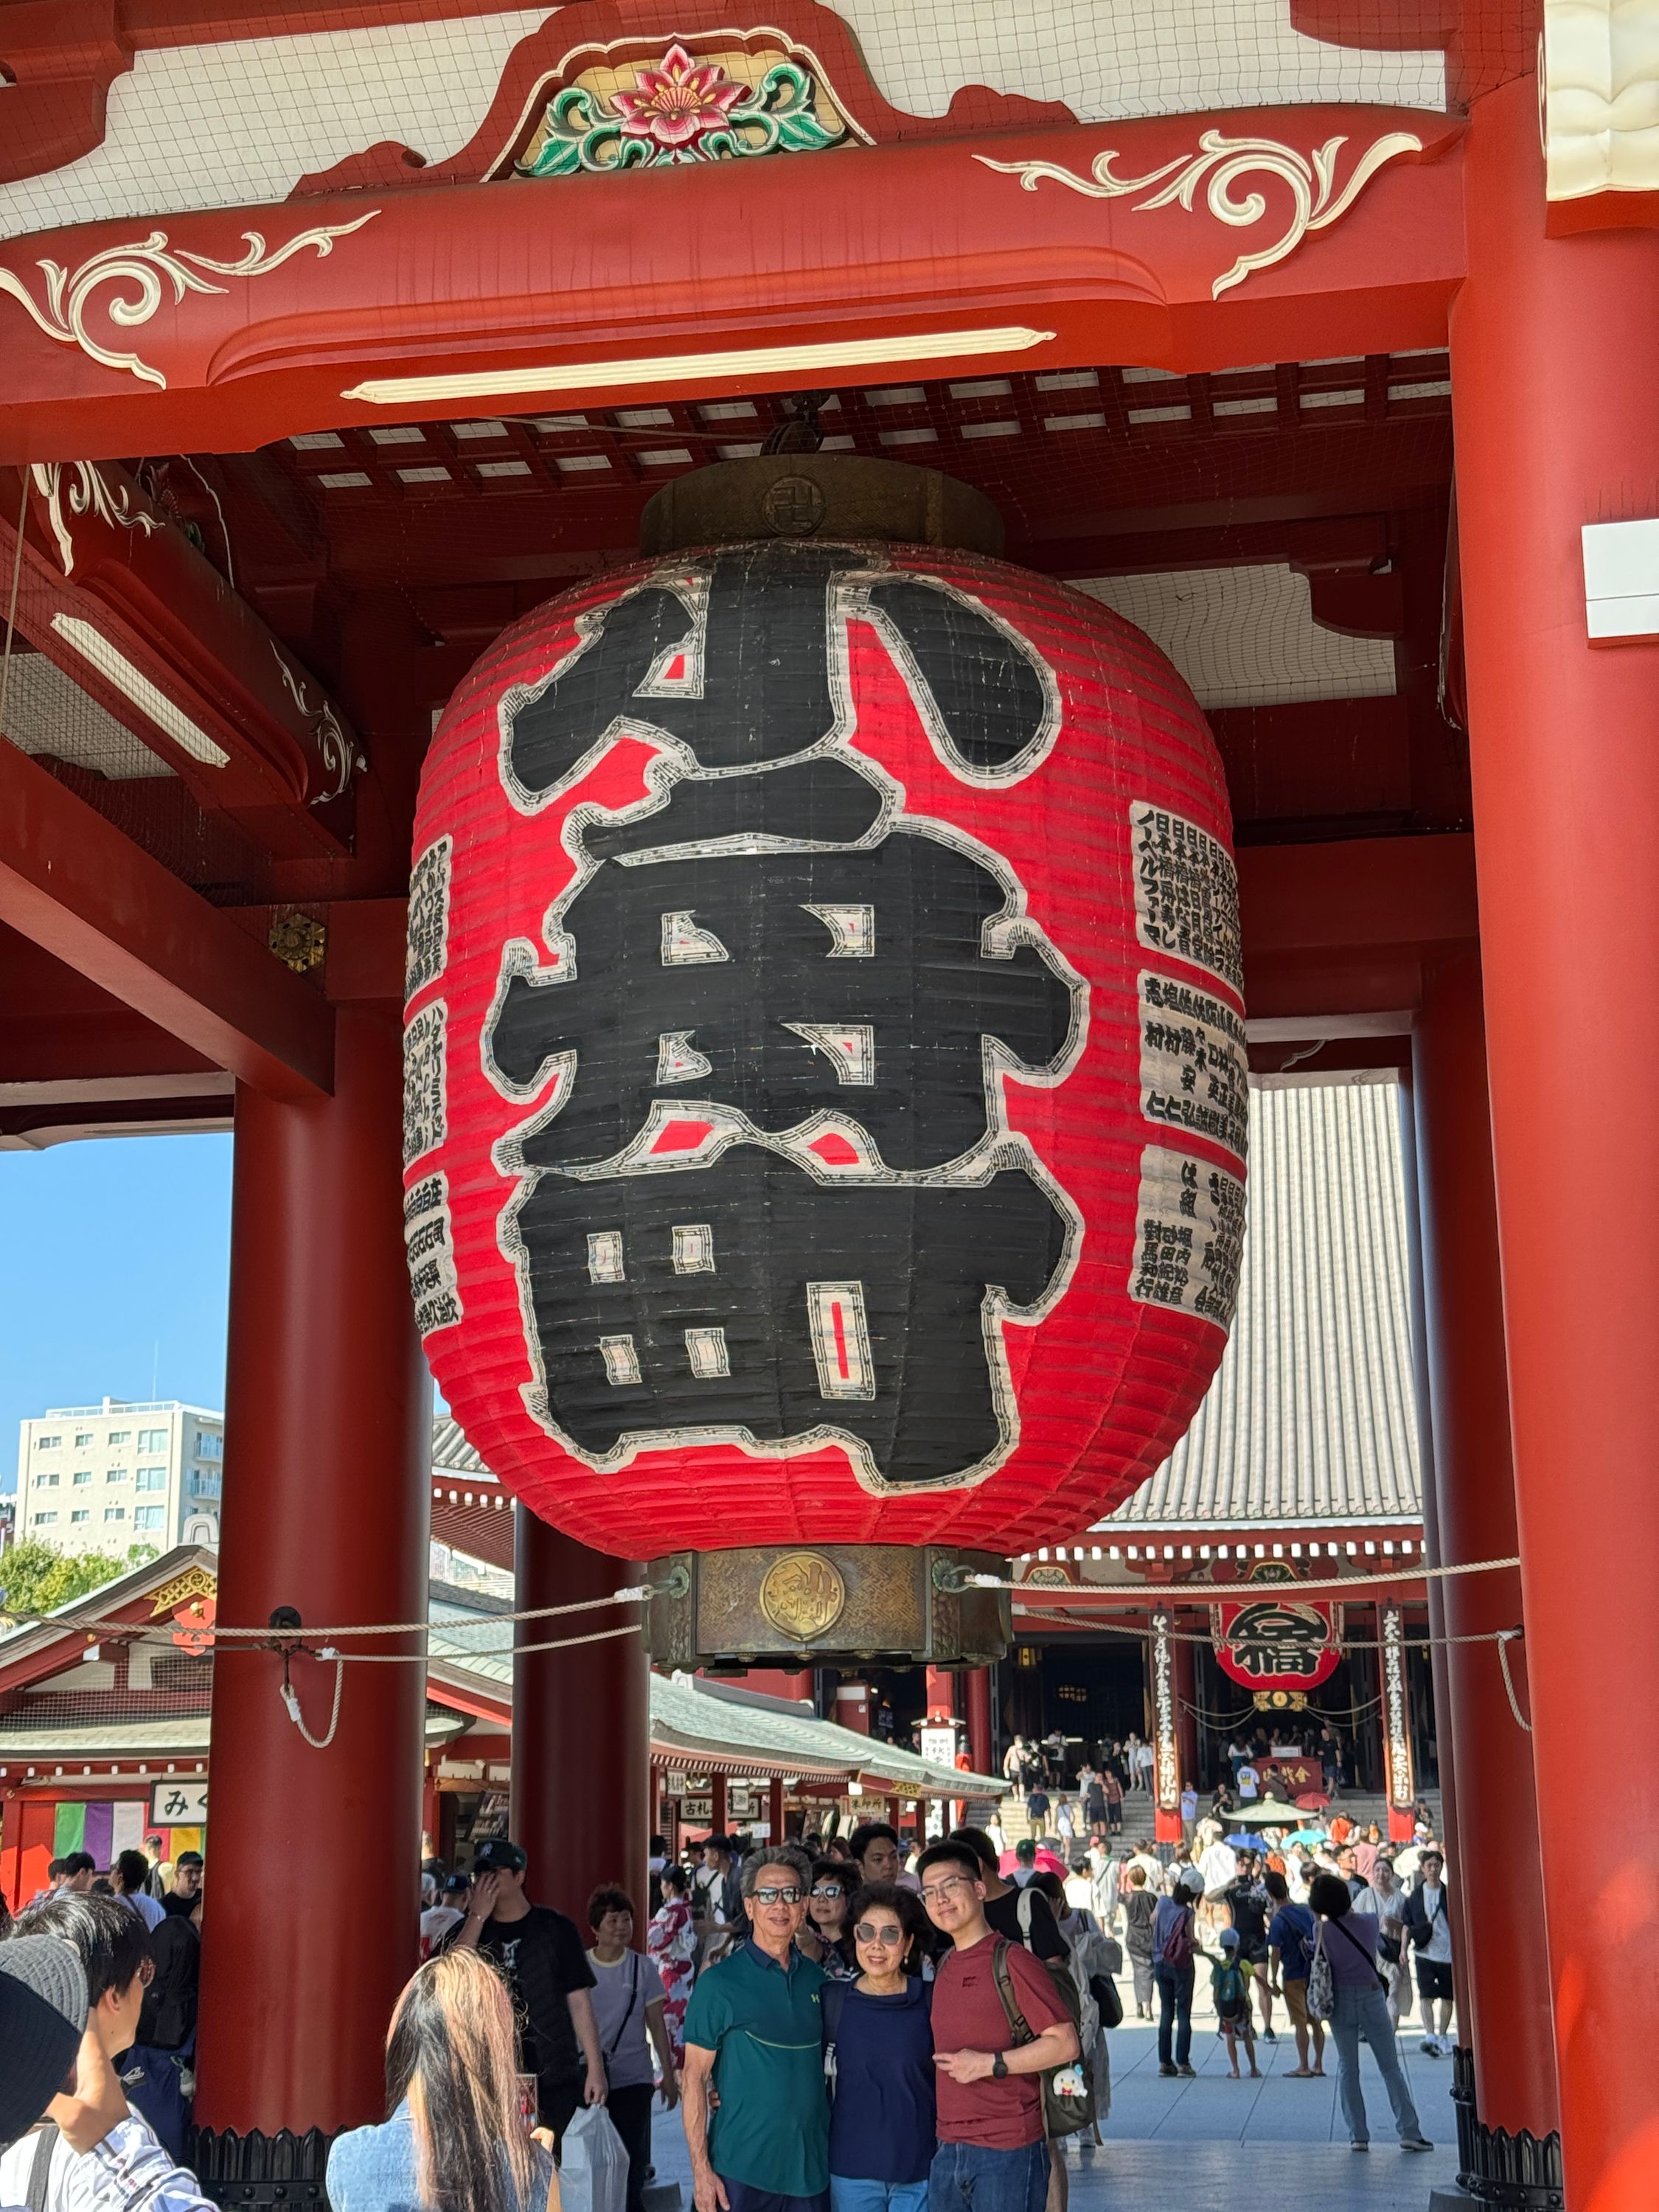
0, 2, 1536, 248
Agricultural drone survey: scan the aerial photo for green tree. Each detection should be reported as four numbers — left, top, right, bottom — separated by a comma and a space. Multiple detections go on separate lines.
0, 1541, 159, 1624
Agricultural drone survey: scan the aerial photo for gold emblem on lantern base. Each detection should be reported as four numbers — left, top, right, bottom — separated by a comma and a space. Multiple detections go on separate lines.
758, 1551, 847, 1641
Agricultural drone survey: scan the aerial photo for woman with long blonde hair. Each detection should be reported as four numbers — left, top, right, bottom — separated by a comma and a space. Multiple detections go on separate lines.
327, 1947, 557, 2212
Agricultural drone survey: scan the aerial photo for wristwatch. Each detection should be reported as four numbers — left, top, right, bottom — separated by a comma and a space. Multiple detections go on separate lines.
991, 2052, 1009, 2079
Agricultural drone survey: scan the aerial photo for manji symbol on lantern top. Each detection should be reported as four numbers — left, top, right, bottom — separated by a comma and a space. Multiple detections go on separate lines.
404, 456, 1246, 1659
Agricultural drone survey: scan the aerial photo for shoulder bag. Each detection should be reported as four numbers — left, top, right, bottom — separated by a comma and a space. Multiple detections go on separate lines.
601, 1952, 641, 2074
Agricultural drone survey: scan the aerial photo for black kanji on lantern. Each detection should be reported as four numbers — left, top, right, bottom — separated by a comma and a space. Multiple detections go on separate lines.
502, 543, 1057, 795
490, 541, 1079, 1488
509, 1147, 1068, 1486
488, 785, 1079, 1173
1222, 1601, 1331, 1682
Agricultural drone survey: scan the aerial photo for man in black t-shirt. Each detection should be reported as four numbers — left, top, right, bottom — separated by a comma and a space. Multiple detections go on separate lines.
448, 1837, 605, 2141
1222, 1851, 1276, 2043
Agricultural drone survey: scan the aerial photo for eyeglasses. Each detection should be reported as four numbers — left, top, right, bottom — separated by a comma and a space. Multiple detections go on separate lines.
751, 1885, 803, 1905
919, 1875, 974, 1905
853, 1922, 904, 1944
810, 1884, 844, 1899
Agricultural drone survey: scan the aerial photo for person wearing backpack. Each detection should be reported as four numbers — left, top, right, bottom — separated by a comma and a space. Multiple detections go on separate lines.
1207, 1931, 1259, 2079
1306, 1875, 1433, 2154
1263, 1869, 1325, 2078
917, 1842, 1079, 2212
1150, 1869, 1203, 2077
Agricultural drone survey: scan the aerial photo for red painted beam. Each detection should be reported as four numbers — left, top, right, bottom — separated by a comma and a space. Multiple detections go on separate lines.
0, 744, 333, 1097
0, 465, 361, 858
0, 105, 1461, 462
1238, 830, 1476, 954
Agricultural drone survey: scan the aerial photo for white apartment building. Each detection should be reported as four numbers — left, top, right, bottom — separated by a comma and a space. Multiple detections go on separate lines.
16, 1399, 224, 1557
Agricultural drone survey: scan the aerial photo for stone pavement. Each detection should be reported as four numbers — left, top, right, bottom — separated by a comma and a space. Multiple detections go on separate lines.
645, 1962, 1460, 2212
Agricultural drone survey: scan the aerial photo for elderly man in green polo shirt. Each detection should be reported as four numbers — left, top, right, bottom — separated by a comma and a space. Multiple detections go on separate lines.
681, 1842, 829, 2212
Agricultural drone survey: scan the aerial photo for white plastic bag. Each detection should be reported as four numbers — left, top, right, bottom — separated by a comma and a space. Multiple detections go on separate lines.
559, 2104, 630, 2212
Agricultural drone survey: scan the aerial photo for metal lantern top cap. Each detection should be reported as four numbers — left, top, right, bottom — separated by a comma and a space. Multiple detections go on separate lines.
639, 452, 1006, 556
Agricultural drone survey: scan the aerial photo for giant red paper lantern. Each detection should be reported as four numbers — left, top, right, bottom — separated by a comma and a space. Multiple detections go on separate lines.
404, 518, 1245, 1561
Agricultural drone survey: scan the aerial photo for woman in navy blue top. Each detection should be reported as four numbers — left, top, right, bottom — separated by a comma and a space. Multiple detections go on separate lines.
823, 1882, 936, 2212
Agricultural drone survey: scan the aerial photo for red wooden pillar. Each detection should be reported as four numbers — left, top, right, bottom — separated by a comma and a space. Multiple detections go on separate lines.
512, 1508, 647, 1925
925, 1666, 956, 1724
768, 1775, 785, 1843
1451, 68, 1659, 2211
195, 1006, 431, 2197
966, 1668, 993, 1778
1413, 948, 1560, 2157
709, 1775, 727, 1837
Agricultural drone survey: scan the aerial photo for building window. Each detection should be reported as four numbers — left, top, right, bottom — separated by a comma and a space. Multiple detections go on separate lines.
107, 1430, 130, 1445
137, 1427, 167, 1451
197, 1433, 224, 1461
72, 1470, 92, 1485
133, 1504, 166, 1531
32, 1511, 58, 1526
36, 1472, 59, 1489
190, 1472, 222, 1499
74, 1431, 93, 1447
104, 1506, 126, 1523
105, 1467, 128, 1484
69, 1509, 89, 1523
136, 1467, 167, 1492
35, 1435, 60, 1450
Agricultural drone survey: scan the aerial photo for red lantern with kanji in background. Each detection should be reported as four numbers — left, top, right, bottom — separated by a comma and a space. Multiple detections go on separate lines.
403, 456, 1245, 1663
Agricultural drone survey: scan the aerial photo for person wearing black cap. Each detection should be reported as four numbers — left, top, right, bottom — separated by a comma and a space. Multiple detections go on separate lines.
447, 1838, 605, 2145
0, 1935, 213, 2212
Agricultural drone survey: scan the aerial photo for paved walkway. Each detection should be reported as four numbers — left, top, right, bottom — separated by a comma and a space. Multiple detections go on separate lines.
647, 1964, 1460, 2212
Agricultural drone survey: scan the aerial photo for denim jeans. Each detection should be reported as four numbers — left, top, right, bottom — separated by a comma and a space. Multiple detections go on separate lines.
1327, 1985, 1427, 2144
928, 2139, 1048, 2212
834, 2178, 929, 2212
1153, 1961, 1194, 2067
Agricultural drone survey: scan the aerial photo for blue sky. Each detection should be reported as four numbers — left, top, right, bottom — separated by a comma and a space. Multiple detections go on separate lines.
0, 1134, 233, 1493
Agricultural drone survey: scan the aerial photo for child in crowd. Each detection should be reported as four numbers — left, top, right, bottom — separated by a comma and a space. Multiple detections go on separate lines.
1211, 1929, 1260, 2079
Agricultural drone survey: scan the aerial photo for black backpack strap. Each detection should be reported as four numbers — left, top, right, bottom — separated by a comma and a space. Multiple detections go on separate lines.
27, 2124, 58, 2212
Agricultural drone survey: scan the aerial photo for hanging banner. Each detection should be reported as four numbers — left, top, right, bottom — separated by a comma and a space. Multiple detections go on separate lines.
1150, 1609, 1183, 1842
1210, 1562, 1339, 1694
1380, 1601, 1416, 1840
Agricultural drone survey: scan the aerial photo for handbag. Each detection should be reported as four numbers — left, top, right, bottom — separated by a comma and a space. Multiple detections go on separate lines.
1307, 1924, 1335, 2023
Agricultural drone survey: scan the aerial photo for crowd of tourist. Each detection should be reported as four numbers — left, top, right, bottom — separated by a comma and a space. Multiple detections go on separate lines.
0, 1794, 1460, 2212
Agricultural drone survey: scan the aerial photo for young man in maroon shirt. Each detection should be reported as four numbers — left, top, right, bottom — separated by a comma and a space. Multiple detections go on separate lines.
917, 1841, 1079, 2212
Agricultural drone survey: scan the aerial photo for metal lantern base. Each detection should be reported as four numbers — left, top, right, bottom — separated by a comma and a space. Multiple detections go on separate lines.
644, 1545, 1010, 1667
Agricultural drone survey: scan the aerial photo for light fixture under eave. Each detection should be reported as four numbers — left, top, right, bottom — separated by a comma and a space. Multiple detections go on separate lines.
340, 326, 1057, 408
49, 616, 230, 768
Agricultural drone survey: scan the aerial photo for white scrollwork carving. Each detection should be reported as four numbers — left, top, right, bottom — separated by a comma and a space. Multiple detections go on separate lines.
976, 129, 1423, 299
29, 460, 163, 577
0, 212, 380, 390
273, 643, 364, 804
